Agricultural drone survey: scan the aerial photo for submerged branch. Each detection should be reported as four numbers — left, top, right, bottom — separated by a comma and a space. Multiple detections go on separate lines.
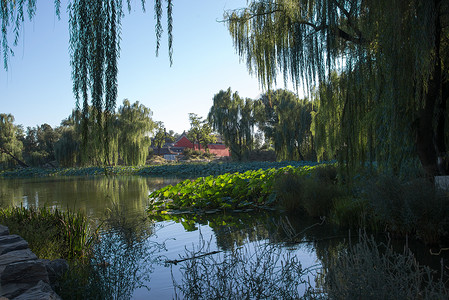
165, 250, 222, 265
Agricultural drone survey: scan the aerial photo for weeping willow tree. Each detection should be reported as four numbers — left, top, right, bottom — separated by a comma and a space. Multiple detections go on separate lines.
71, 106, 120, 166
255, 89, 315, 161
117, 99, 155, 166
312, 71, 381, 173
0, 114, 26, 169
1, 0, 173, 165
208, 88, 255, 161
225, 0, 449, 176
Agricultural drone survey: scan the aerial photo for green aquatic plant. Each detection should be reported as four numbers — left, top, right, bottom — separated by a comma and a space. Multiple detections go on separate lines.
0, 161, 322, 178
148, 165, 317, 211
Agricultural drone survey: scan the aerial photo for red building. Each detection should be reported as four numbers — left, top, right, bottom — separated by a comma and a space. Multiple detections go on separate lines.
174, 134, 230, 157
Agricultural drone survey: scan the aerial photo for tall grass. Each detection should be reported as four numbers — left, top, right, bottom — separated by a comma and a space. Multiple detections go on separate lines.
0, 206, 97, 260
57, 203, 164, 300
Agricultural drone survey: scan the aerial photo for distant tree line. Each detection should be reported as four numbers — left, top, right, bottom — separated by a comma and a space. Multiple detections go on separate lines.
0, 100, 171, 169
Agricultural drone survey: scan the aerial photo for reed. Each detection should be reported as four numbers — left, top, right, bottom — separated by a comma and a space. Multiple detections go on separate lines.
0, 206, 97, 260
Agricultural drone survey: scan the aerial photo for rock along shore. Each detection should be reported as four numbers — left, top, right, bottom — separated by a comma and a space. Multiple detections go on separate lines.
0, 225, 67, 300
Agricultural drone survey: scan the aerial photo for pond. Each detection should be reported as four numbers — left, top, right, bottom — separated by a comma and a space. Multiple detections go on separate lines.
0, 176, 445, 299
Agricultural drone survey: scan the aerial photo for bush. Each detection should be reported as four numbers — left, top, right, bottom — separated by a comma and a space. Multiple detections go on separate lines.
330, 196, 376, 229
300, 177, 344, 217
274, 164, 345, 217
182, 148, 216, 160
365, 175, 449, 244
324, 233, 448, 299
274, 173, 304, 212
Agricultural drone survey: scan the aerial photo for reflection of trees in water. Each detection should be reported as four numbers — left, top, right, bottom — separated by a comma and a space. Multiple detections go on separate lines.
173, 236, 306, 299
155, 211, 343, 252
160, 211, 351, 298
91, 204, 165, 300
0, 176, 182, 217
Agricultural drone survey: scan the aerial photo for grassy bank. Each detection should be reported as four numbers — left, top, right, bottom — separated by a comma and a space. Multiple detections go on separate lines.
0, 161, 321, 178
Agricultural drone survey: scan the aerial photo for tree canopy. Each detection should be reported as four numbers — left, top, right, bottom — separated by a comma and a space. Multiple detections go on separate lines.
118, 99, 155, 166
225, 0, 449, 175
255, 89, 314, 161
187, 113, 216, 152
208, 88, 255, 160
0, 114, 25, 169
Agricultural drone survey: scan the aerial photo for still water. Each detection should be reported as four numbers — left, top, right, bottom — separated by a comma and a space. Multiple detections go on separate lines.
0, 176, 440, 299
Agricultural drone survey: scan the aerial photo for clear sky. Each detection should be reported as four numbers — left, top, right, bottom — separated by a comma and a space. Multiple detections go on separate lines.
0, 1, 296, 134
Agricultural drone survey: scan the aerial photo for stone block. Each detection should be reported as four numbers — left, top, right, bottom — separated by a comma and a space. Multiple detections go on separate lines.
0, 226, 9, 236
1, 260, 49, 286
0, 249, 37, 267
40, 259, 69, 287
0, 235, 28, 255
14, 280, 61, 300
0, 282, 33, 299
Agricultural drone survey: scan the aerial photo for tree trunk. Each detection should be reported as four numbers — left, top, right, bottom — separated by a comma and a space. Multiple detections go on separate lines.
0, 147, 29, 168
416, 11, 447, 176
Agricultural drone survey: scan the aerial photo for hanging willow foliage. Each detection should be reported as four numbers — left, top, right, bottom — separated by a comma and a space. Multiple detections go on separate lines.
68, 0, 173, 164
117, 99, 155, 166
1, 0, 173, 165
225, 0, 449, 176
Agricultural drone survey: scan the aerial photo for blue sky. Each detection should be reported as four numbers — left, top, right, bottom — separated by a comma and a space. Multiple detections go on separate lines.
1, 1, 295, 134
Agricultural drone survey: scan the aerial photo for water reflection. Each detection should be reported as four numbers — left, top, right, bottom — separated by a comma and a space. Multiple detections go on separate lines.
1, 176, 445, 298
91, 205, 166, 300
0, 176, 180, 218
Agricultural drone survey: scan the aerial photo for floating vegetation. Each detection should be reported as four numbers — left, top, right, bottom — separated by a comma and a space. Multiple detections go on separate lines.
138, 161, 320, 177
148, 165, 317, 211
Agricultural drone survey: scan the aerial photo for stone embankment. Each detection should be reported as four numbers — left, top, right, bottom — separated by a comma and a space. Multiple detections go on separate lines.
0, 225, 67, 300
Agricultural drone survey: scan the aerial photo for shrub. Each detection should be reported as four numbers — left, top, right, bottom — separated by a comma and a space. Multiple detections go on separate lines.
273, 173, 304, 212
365, 175, 449, 244
274, 164, 345, 217
300, 177, 344, 217
324, 233, 448, 299
330, 196, 378, 230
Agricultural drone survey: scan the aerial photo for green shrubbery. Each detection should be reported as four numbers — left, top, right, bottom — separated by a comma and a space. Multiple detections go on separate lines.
364, 176, 449, 245
273, 165, 449, 245
324, 233, 448, 299
274, 164, 345, 217
182, 148, 216, 160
